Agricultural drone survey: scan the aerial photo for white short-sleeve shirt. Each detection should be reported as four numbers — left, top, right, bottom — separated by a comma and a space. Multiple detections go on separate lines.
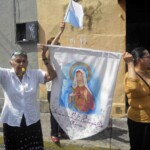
0, 67, 46, 127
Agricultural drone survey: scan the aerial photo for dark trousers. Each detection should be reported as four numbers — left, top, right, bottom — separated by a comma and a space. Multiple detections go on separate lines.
47, 91, 65, 137
127, 118, 150, 150
3, 115, 44, 150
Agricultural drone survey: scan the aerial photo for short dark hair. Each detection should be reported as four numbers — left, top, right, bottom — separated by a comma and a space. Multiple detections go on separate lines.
131, 47, 147, 64
47, 37, 55, 44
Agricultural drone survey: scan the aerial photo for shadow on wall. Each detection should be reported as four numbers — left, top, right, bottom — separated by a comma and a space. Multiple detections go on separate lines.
84, 1, 102, 31
118, 0, 125, 11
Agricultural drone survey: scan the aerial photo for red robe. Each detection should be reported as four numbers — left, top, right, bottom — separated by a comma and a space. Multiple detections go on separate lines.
72, 86, 94, 112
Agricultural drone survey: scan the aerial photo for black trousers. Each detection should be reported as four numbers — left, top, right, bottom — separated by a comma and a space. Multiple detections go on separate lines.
3, 115, 44, 150
127, 118, 150, 150
47, 91, 65, 137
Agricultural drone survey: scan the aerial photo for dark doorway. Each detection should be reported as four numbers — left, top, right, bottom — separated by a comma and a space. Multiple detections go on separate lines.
126, 1, 150, 52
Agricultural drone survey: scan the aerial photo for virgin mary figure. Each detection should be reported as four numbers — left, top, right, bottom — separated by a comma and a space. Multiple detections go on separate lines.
69, 69, 95, 113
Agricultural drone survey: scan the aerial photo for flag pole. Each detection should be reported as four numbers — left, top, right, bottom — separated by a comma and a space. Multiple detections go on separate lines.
64, 0, 72, 21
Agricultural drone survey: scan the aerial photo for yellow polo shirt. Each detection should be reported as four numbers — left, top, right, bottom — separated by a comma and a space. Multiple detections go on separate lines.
124, 70, 150, 122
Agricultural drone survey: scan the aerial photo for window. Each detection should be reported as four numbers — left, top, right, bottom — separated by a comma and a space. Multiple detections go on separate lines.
16, 21, 38, 43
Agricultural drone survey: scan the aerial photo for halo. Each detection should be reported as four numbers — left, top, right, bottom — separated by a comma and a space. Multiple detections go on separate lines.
69, 62, 91, 81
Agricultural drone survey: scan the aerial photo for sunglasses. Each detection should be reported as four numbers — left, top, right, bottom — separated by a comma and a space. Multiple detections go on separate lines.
12, 51, 27, 57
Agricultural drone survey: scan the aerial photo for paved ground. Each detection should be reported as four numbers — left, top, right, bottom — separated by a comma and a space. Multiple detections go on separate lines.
0, 113, 130, 150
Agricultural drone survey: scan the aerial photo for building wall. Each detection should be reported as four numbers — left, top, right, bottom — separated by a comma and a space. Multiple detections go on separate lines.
37, 0, 126, 116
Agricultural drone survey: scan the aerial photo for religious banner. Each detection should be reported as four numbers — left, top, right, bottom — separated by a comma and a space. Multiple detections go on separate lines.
49, 45, 122, 140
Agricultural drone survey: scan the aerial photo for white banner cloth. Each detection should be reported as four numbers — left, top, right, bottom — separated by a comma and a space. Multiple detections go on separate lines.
49, 45, 122, 140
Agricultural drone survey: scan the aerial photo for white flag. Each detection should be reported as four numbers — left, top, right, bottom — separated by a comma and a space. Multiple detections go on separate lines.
64, 0, 84, 28
49, 45, 122, 140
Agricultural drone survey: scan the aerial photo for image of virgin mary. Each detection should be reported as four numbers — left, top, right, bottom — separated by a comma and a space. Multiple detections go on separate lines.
69, 69, 95, 113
